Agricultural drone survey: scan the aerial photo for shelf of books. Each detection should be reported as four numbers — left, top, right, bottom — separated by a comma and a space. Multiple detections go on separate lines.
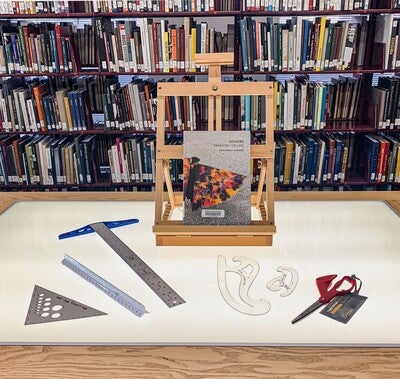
0, 0, 399, 193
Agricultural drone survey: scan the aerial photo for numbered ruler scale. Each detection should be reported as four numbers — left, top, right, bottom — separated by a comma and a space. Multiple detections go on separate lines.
153, 52, 276, 246
62, 254, 147, 317
59, 219, 185, 308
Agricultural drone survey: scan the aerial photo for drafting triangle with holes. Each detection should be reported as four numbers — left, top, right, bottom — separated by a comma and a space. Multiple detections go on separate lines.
25, 285, 107, 325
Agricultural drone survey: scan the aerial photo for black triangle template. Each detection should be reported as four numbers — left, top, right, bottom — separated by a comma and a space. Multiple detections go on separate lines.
25, 285, 107, 325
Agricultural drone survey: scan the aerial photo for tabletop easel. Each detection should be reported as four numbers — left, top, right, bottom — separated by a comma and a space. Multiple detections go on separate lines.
152, 52, 276, 246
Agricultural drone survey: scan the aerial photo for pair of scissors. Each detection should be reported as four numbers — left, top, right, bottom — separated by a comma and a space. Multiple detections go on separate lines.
292, 274, 357, 324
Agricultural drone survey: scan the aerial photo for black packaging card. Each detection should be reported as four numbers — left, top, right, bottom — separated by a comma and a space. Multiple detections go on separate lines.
320, 293, 367, 324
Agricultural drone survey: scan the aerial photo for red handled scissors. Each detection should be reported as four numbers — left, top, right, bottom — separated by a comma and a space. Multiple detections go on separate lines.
292, 274, 357, 324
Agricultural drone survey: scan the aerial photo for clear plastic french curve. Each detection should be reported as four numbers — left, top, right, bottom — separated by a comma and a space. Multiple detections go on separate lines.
217, 255, 271, 316
266, 266, 299, 297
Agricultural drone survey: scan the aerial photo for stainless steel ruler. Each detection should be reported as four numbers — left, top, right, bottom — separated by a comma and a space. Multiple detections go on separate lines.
90, 222, 185, 308
62, 254, 147, 317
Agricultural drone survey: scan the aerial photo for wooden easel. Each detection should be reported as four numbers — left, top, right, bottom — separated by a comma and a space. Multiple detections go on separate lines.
153, 53, 276, 246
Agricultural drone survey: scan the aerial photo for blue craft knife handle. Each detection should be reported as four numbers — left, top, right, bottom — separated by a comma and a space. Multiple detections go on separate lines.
58, 218, 139, 240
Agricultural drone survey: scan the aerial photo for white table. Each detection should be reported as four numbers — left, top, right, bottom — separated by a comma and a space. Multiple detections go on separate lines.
0, 200, 399, 346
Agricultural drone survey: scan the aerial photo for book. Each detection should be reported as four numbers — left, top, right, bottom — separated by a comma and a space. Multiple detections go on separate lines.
31, 82, 48, 131
373, 14, 394, 69
384, 135, 400, 182
395, 145, 400, 183
374, 135, 390, 182
332, 134, 344, 184
240, 18, 249, 71
377, 76, 400, 129
281, 136, 294, 183
183, 131, 251, 226
370, 86, 389, 128
364, 134, 380, 182
55, 88, 68, 131
0, 142, 8, 185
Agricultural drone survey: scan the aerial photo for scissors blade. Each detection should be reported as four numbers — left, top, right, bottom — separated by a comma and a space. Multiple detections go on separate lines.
292, 300, 323, 324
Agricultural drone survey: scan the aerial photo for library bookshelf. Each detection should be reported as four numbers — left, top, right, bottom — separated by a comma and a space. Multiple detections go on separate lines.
0, 1, 399, 195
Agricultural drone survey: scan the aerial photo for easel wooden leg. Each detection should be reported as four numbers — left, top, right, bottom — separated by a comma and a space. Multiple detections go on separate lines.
163, 160, 175, 210
266, 158, 275, 224
255, 159, 267, 207
154, 158, 164, 222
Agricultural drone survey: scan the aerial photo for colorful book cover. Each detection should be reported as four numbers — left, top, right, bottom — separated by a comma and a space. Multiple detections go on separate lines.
183, 131, 251, 226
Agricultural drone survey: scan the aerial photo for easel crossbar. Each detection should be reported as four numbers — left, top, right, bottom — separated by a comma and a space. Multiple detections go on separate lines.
157, 82, 274, 97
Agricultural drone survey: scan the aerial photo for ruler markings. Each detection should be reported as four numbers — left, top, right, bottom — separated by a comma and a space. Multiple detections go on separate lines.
90, 222, 186, 308
62, 254, 147, 317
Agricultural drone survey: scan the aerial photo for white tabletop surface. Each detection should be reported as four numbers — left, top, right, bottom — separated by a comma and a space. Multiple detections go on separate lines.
0, 200, 399, 346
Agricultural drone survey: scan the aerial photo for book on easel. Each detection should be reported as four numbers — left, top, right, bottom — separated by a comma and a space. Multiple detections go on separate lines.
183, 130, 251, 226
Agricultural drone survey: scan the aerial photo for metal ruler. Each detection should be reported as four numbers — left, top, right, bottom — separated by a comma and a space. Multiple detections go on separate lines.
62, 254, 147, 317
90, 222, 185, 308
25, 285, 106, 325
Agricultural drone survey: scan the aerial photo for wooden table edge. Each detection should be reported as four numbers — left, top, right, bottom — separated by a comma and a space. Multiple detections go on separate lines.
1, 190, 400, 216
0, 345, 399, 378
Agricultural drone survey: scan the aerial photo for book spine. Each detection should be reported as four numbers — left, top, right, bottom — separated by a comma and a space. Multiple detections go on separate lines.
240, 19, 249, 72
